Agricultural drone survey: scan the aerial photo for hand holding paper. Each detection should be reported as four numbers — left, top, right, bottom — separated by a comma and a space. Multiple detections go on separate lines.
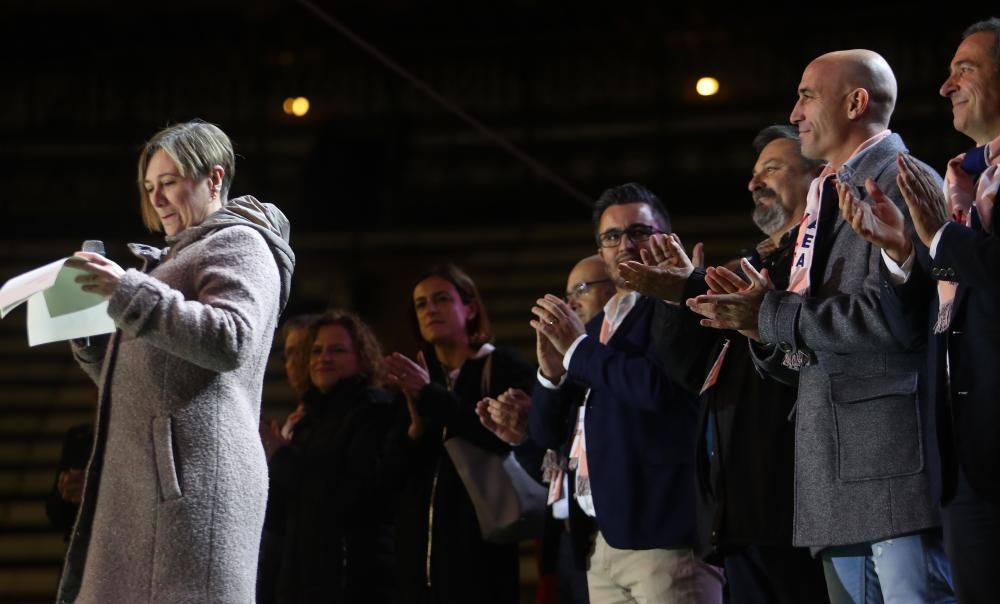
0, 252, 119, 346
65, 252, 125, 298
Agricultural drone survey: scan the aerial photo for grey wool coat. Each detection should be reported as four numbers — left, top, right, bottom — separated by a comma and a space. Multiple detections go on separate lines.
57, 196, 295, 603
752, 134, 943, 550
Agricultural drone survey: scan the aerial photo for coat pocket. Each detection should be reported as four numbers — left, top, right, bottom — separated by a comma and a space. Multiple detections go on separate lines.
152, 416, 183, 501
829, 372, 922, 482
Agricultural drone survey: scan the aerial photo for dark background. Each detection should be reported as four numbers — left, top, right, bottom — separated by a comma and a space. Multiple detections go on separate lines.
0, 1, 991, 352
0, 1, 982, 238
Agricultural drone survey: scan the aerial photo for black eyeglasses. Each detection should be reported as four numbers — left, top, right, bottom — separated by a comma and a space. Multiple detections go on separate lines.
565, 279, 613, 302
597, 224, 662, 248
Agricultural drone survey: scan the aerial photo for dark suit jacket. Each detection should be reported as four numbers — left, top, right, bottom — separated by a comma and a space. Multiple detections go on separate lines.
529, 296, 700, 551
880, 210, 1000, 504
654, 231, 799, 552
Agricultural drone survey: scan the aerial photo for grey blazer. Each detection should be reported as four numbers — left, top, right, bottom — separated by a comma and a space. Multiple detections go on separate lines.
753, 133, 942, 549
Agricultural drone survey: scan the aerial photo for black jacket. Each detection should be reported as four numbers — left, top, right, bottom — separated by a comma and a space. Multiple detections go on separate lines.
880, 213, 1000, 504
266, 377, 399, 604
45, 423, 94, 540
388, 346, 535, 604
654, 232, 800, 551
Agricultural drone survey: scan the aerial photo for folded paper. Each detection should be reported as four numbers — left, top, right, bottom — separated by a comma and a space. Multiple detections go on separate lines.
0, 257, 115, 346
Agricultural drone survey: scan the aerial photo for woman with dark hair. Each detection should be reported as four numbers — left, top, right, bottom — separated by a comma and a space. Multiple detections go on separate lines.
260, 309, 398, 604
385, 263, 536, 604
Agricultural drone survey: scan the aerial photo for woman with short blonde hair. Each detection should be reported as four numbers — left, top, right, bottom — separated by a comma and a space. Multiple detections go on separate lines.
61, 119, 295, 603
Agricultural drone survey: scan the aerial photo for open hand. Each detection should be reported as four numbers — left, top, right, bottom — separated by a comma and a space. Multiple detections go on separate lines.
619, 234, 703, 302
386, 350, 431, 401
838, 178, 911, 263
897, 152, 949, 247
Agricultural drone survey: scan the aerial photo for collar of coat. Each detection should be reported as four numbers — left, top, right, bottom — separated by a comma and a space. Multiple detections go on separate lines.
128, 195, 296, 314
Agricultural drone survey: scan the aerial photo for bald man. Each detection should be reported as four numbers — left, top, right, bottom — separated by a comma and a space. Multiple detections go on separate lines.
688, 50, 954, 602
537, 256, 614, 604
564, 255, 616, 325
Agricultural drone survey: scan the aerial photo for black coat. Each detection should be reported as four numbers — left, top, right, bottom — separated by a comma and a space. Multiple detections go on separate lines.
880, 214, 1000, 504
45, 423, 94, 540
653, 232, 800, 551
388, 346, 535, 604
265, 377, 399, 604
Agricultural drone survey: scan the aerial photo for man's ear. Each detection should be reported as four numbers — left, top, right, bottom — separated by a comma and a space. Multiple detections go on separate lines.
846, 88, 870, 120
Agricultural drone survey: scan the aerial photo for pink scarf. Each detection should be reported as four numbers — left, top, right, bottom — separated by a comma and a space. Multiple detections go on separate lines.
936, 136, 1000, 332
788, 130, 893, 295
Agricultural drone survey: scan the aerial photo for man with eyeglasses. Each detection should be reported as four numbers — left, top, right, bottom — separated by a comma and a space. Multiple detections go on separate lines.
564, 256, 616, 325
528, 183, 723, 603
515, 255, 616, 604
620, 126, 829, 603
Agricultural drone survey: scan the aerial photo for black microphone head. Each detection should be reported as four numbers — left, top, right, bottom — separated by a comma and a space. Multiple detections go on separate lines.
81, 240, 106, 256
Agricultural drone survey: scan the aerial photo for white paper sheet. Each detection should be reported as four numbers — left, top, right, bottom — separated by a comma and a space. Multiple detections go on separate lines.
0, 258, 67, 317
0, 256, 117, 346
27, 293, 115, 346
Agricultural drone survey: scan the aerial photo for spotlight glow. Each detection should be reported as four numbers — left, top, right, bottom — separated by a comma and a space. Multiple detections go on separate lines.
283, 96, 310, 117
696, 77, 720, 97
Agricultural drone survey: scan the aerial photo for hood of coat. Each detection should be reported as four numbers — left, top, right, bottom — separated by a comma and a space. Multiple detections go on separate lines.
132, 195, 296, 314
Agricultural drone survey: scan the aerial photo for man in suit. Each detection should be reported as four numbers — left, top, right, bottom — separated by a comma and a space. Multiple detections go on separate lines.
621, 125, 828, 604
478, 255, 615, 604
839, 18, 1000, 602
540, 255, 613, 604
529, 183, 724, 603
687, 51, 954, 603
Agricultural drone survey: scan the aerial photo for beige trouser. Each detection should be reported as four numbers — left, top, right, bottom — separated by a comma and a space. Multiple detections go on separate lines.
586, 531, 725, 604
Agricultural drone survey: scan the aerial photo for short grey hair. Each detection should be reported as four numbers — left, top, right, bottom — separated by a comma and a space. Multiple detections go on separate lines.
137, 120, 235, 232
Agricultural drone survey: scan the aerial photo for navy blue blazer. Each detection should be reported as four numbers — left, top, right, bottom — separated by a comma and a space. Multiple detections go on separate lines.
881, 217, 1000, 504
529, 296, 700, 550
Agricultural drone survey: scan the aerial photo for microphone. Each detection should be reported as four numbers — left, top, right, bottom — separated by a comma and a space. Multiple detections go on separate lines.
80, 240, 106, 347
81, 239, 106, 257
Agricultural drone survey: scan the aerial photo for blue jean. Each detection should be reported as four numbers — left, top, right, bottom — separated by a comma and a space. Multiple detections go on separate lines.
821, 532, 954, 604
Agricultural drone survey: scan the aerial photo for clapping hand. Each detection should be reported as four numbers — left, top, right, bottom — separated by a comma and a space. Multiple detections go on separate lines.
259, 418, 290, 462
897, 152, 949, 247
476, 388, 531, 445
837, 177, 911, 264
619, 233, 704, 302
531, 295, 585, 354
386, 350, 431, 401
686, 259, 772, 341
535, 328, 565, 383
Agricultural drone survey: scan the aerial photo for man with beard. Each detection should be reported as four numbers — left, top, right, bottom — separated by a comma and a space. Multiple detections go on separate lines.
618, 126, 829, 603
751, 127, 817, 258
528, 183, 724, 603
